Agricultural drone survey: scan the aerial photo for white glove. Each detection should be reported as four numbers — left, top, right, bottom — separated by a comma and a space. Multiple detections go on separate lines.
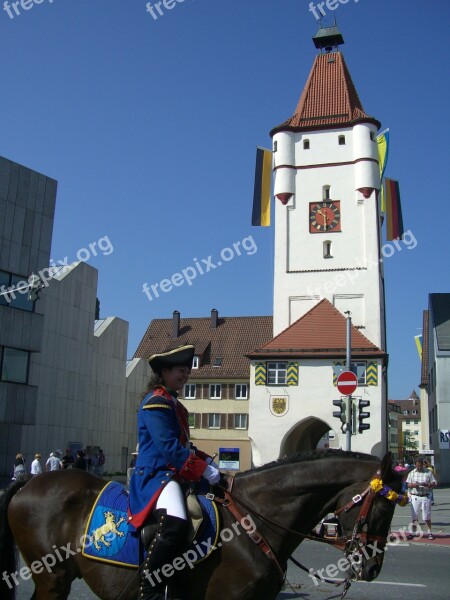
203, 464, 221, 484
206, 457, 220, 469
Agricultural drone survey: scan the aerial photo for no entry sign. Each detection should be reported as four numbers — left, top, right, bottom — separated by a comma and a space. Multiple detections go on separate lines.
336, 371, 358, 395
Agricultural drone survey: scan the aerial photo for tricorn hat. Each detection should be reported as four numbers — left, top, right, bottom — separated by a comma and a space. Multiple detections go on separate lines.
148, 345, 195, 375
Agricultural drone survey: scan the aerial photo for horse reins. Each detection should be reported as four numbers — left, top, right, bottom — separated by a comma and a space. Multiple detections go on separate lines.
211, 470, 389, 595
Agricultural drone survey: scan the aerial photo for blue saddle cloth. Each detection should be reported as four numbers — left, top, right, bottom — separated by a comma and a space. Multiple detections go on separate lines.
82, 481, 219, 568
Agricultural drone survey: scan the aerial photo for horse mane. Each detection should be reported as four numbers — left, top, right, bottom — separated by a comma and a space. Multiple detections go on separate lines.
236, 448, 378, 478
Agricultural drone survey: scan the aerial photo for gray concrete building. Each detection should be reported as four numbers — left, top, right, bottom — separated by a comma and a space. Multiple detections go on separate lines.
0, 156, 149, 477
0, 156, 57, 476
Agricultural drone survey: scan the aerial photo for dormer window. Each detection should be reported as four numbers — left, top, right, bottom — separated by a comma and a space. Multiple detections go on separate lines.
192, 356, 199, 369
303, 139, 310, 150
213, 357, 222, 367
338, 135, 346, 145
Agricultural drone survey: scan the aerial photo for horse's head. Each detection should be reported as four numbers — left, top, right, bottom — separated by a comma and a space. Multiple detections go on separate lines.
334, 452, 404, 582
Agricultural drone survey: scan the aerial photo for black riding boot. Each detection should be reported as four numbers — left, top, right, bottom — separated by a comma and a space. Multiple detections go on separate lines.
139, 509, 189, 600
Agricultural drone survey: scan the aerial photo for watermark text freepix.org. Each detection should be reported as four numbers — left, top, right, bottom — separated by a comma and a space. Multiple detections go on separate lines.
308, 0, 361, 22
142, 235, 257, 302
0, 235, 114, 303
143, 514, 257, 588
3, 0, 55, 20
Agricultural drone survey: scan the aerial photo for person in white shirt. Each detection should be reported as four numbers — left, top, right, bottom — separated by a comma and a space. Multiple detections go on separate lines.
46, 452, 63, 471
30, 453, 42, 475
406, 457, 437, 540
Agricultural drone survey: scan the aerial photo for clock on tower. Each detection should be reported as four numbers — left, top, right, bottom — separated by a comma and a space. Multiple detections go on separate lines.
309, 201, 341, 233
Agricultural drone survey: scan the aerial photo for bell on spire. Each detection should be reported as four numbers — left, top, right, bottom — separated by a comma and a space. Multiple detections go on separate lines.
312, 25, 344, 53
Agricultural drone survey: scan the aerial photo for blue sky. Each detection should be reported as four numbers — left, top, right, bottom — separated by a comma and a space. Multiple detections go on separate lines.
1, 0, 448, 400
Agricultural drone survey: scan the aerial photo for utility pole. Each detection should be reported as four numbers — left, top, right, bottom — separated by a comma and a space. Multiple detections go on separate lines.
345, 311, 352, 451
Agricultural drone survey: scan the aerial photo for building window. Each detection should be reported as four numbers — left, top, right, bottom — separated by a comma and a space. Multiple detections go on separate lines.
406, 420, 411, 425
267, 362, 287, 385
403, 410, 409, 415
323, 240, 333, 258
209, 384, 221, 399
213, 357, 222, 367
184, 384, 196, 399
351, 361, 366, 385
303, 139, 310, 150
188, 413, 198, 428
323, 185, 331, 200
235, 384, 248, 399
370, 131, 375, 141
192, 356, 199, 369
414, 430, 419, 435
413, 420, 419, 425
0, 271, 34, 312
0, 347, 30, 384
273, 141, 278, 152
412, 410, 417, 415
208, 413, 221, 429
338, 135, 346, 145
234, 414, 248, 429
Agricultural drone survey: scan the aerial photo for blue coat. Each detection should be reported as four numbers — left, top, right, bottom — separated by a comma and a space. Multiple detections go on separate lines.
127, 386, 208, 528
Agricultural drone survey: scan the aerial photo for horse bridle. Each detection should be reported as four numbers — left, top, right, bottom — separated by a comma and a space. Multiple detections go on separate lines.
212, 469, 390, 589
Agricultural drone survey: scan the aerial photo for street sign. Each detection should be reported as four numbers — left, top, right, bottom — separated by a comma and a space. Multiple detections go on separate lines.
336, 371, 358, 395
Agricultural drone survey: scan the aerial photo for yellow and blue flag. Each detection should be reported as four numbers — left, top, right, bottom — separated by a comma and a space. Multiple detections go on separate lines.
414, 335, 422, 361
376, 129, 389, 213
252, 147, 272, 226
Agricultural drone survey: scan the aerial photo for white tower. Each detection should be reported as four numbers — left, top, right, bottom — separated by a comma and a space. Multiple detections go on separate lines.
271, 27, 385, 350
248, 28, 388, 465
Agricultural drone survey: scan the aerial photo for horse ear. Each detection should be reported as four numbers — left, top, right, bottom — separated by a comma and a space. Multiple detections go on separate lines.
380, 452, 393, 480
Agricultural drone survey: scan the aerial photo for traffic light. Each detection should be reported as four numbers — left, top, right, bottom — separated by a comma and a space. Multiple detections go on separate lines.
333, 399, 346, 424
27, 273, 43, 303
358, 399, 370, 433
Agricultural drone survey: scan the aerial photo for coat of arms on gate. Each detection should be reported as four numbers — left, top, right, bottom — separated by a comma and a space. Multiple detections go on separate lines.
270, 396, 288, 416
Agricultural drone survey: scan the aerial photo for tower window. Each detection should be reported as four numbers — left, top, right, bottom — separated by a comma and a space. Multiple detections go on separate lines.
338, 135, 346, 145
303, 139, 310, 150
370, 131, 375, 141
323, 185, 331, 200
323, 241, 333, 258
273, 141, 278, 152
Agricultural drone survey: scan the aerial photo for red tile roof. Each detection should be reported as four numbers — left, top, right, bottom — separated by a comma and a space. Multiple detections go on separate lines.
271, 52, 380, 135
247, 299, 385, 359
134, 312, 273, 379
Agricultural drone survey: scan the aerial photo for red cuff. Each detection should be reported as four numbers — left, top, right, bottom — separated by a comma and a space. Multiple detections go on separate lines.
179, 454, 208, 482
195, 450, 210, 462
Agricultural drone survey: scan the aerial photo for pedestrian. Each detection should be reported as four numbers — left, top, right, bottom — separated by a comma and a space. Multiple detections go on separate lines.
30, 453, 42, 475
423, 459, 437, 505
12, 453, 26, 480
73, 450, 87, 471
97, 449, 106, 476
128, 345, 221, 600
406, 457, 437, 540
61, 448, 74, 469
46, 452, 63, 471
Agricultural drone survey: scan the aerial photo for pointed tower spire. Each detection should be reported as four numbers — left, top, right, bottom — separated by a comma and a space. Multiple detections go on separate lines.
271, 27, 380, 135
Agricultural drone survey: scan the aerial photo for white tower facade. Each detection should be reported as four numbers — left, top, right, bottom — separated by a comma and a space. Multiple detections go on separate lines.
248, 30, 388, 465
271, 49, 385, 350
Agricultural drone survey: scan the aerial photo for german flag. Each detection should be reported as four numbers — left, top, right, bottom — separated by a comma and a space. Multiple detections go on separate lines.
385, 178, 404, 240
252, 147, 272, 226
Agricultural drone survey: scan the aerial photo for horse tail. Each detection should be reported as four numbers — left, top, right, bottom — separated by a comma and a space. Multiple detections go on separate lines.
0, 477, 31, 600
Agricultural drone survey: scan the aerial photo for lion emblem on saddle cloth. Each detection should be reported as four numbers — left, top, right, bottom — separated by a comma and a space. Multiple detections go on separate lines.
90, 511, 126, 550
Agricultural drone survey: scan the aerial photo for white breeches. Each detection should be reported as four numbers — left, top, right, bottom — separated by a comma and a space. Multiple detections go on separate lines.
156, 480, 187, 520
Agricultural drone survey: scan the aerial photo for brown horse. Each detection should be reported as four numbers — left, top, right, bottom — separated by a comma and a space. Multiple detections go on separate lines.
0, 450, 402, 600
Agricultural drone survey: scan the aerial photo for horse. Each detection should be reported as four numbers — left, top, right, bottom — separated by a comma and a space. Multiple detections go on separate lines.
0, 450, 403, 600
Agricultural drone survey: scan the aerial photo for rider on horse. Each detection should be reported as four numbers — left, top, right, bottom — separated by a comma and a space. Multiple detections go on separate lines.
128, 345, 221, 600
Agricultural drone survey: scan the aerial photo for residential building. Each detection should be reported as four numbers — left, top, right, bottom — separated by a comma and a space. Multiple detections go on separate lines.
390, 392, 422, 462
426, 293, 450, 483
